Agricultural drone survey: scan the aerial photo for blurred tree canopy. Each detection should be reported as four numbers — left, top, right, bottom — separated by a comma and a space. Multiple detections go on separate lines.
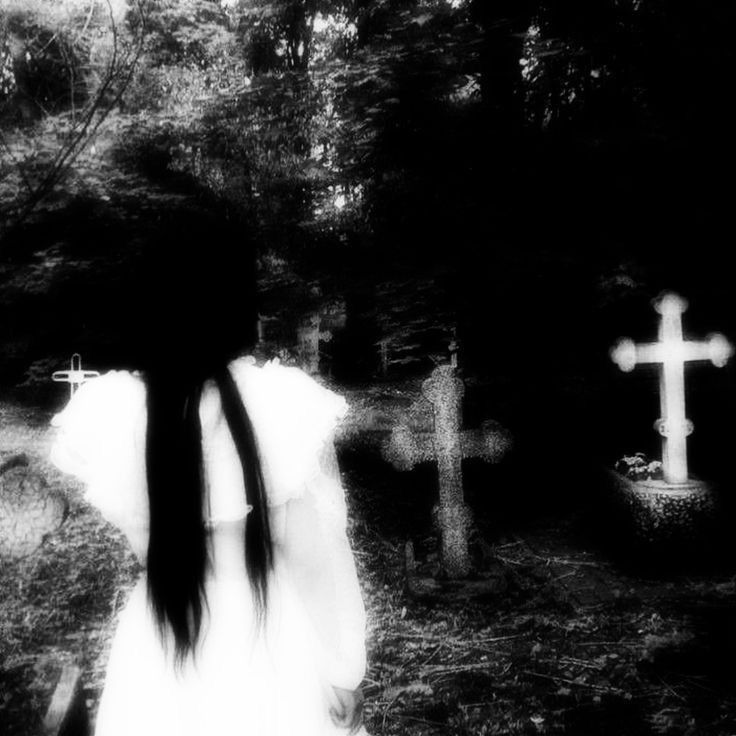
2, 0, 734, 253
2, 0, 736, 352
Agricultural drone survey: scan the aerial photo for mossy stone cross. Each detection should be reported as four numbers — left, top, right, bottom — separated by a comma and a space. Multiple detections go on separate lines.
384, 364, 512, 579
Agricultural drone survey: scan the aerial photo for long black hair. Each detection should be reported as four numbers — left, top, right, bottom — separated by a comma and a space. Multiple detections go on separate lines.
125, 209, 272, 663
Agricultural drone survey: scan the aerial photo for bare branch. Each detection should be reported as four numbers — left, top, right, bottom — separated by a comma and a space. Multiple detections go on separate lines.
0, 0, 148, 238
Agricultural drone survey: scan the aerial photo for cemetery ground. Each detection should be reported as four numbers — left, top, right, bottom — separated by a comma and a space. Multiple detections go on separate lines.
3, 394, 736, 736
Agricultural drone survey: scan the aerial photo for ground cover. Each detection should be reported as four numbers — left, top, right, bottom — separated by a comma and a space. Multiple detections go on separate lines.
2, 399, 736, 736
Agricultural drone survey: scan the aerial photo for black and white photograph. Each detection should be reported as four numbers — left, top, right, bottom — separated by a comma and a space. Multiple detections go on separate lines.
2, 1, 736, 734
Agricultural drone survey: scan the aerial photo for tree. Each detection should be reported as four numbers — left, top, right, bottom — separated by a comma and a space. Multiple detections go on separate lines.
131, 0, 233, 67
234, 0, 356, 73
0, 0, 145, 236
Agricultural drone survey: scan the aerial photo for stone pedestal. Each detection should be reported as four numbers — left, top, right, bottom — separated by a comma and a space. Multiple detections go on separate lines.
622, 478, 716, 542
403, 540, 508, 603
603, 470, 720, 562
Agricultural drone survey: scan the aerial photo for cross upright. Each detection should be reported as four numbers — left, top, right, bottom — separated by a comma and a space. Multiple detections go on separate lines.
611, 292, 733, 485
377, 338, 391, 377
52, 353, 100, 399
448, 333, 459, 369
384, 364, 512, 578
297, 313, 321, 374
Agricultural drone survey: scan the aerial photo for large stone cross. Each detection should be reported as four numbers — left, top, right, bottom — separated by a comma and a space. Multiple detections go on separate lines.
384, 364, 512, 578
611, 292, 733, 484
52, 353, 99, 398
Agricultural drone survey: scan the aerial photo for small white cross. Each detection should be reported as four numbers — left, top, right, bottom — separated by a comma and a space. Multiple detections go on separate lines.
52, 353, 100, 399
611, 292, 733, 484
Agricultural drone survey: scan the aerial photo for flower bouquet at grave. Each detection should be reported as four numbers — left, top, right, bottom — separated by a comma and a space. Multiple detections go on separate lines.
614, 453, 663, 482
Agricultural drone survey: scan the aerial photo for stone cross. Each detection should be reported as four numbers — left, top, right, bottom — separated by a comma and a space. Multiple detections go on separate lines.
297, 314, 322, 374
296, 302, 346, 375
384, 364, 512, 578
52, 353, 99, 398
611, 292, 733, 484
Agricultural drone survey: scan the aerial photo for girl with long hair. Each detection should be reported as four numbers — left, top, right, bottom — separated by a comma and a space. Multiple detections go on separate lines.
49, 212, 368, 736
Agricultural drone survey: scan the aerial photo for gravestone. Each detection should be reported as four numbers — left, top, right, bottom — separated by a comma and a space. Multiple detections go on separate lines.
376, 328, 458, 379
609, 292, 733, 544
448, 336, 459, 369
373, 336, 422, 377
378, 338, 390, 377
0, 652, 89, 736
296, 301, 347, 375
0, 455, 67, 558
0, 459, 84, 734
383, 363, 512, 579
297, 313, 321, 374
43, 663, 90, 736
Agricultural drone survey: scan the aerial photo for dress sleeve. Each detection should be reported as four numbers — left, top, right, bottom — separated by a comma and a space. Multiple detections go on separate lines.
49, 371, 149, 536
273, 436, 367, 691
231, 358, 367, 688
229, 358, 349, 506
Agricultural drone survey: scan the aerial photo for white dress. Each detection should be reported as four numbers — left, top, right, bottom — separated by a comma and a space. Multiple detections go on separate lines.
49, 357, 368, 736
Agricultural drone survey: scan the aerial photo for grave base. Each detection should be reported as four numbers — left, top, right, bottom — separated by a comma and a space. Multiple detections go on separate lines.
403, 541, 508, 602
601, 470, 721, 565
611, 473, 716, 541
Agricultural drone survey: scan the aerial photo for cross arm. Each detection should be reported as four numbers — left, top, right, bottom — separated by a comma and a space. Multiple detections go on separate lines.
682, 334, 733, 367
383, 426, 435, 471
611, 339, 665, 371
52, 370, 100, 382
611, 334, 733, 372
460, 420, 512, 463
